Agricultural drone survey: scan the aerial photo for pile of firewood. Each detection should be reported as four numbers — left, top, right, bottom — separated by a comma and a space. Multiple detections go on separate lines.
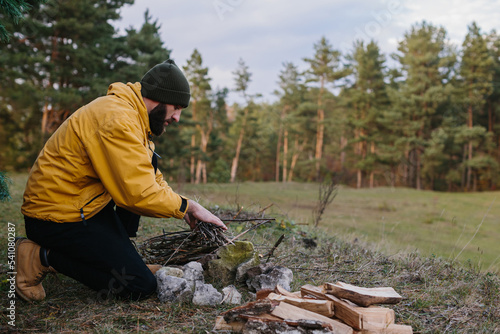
215, 282, 412, 333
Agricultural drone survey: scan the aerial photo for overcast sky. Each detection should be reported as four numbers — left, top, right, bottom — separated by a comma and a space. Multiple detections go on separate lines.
114, 0, 500, 104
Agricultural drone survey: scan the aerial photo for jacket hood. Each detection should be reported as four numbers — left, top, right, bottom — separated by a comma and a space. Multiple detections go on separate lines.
107, 82, 151, 135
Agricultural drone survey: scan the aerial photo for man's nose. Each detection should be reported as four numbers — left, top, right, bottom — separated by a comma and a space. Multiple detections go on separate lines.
172, 111, 181, 122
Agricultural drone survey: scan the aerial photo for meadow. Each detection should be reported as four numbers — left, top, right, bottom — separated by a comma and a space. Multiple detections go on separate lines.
177, 181, 500, 274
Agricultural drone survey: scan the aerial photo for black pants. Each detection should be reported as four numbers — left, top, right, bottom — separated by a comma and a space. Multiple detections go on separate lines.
25, 202, 156, 301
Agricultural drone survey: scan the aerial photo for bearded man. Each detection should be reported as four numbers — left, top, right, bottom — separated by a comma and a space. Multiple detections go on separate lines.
16, 60, 227, 301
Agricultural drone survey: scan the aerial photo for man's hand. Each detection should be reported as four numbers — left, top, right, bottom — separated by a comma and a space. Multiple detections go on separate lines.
184, 199, 227, 231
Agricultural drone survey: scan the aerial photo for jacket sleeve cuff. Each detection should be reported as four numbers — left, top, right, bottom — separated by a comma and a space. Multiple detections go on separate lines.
180, 196, 188, 214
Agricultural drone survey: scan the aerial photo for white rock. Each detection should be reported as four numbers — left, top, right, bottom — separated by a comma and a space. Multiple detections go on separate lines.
192, 282, 222, 306
183, 261, 204, 289
156, 274, 193, 303
221, 285, 242, 305
156, 266, 184, 278
247, 266, 293, 292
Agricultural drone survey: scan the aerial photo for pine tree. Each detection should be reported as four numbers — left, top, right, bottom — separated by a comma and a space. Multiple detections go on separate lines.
487, 31, 500, 177
304, 36, 350, 181
344, 40, 389, 188
0, 0, 46, 42
0, 172, 11, 202
183, 49, 213, 184
274, 62, 305, 182
112, 9, 171, 83
229, 58, 252, 183
1, 0, 134, 136
459, 22, 494, 190
392, 21, 456, 189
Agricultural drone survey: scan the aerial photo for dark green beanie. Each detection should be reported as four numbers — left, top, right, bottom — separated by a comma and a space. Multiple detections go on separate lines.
140, 59, 191, 108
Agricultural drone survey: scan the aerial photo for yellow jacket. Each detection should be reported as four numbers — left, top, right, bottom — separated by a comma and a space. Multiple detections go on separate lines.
22, 82, 188, 223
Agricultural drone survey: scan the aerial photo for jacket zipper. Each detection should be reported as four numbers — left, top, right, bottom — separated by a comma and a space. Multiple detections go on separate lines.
80, 192, 105, 226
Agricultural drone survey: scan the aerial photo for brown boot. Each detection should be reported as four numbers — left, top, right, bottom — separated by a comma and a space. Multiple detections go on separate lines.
146, 264, 162, 275
15, 238, 56, 302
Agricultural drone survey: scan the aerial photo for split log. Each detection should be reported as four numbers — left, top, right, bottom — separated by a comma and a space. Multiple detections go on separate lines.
271, 301, 353, 334
221, 299, 279, 322
275, 284, 300, 298
238, 313, 283, 322
326, 294, 395, 330
239, 314, 330, 330
326, 293, 364, 330
256, 289, 274, 300
301, 284, 327, 297
325, 282, 402, 307
357, 306, 395, 326
214, 316, 245, 331
300, 285, 395, 331
384, 324, 413, 333
267, 292, 334, 317
354, 323, 413, 334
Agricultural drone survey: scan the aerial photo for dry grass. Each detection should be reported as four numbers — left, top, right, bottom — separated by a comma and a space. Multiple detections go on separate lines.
1, 217, 499, 333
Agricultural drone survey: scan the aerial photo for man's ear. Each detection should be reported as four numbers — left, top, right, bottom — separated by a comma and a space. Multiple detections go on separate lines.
143, 97, 159, 114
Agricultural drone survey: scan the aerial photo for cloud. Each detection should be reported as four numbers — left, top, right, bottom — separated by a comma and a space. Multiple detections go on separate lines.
115, 0, 500, 104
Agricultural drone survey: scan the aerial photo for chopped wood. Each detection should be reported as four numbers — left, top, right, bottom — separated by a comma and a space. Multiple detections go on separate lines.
271, 301, 353, 334
214, 316, 245, 332
355, 323, 413, 334
284, 319, 332, 330
238, 314, 331, 331
325, 282, 402, 307
300, 284, 328, 299
216, 282, 411, 334
275, 284, 300, 298
238, 313, 283, 322
384, 324, 413, 333
325, 293, 363, 330
267, 292, 334, 317
256, 289, 274, 300
357, 306, 395, 326
300, 285, 396, 331
221, 299, 279, 323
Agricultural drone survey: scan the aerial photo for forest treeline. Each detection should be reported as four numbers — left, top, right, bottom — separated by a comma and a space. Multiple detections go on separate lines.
1, 0, 499, 191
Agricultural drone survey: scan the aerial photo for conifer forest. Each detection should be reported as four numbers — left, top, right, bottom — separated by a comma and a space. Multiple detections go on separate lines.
1, 0, 499, 192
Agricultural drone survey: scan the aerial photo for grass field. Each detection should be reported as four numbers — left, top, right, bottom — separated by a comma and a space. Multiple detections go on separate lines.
1, 173, 499, 333
177, 181, 500, 274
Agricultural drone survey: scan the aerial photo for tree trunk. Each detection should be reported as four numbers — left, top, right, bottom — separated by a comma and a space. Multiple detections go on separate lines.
275, 115, 283, 182
315, 78, 325, 181
196, 119, 212, 184
230, 108, 248, 183
195, 159, 202, 184
369, 142, 375, 188
340, 135, 347, 170
202, 161, 207, 184
190, 101, 197, 184
283, 129, 288, 183
416, 149, 422, 190
288, 136, 307, 182
488, 101, 493, 133
466, 105, 473, 191
41, 103, 49, 135
461, 144, 467, 189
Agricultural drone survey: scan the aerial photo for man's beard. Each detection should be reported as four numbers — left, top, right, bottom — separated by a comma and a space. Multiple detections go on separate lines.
149, 103, 167, 136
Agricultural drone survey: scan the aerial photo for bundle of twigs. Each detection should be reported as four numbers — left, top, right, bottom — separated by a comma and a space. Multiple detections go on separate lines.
138, 221, 231, 266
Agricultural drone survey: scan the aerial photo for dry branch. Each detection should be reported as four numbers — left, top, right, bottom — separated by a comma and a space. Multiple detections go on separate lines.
138, 221, 230, 265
